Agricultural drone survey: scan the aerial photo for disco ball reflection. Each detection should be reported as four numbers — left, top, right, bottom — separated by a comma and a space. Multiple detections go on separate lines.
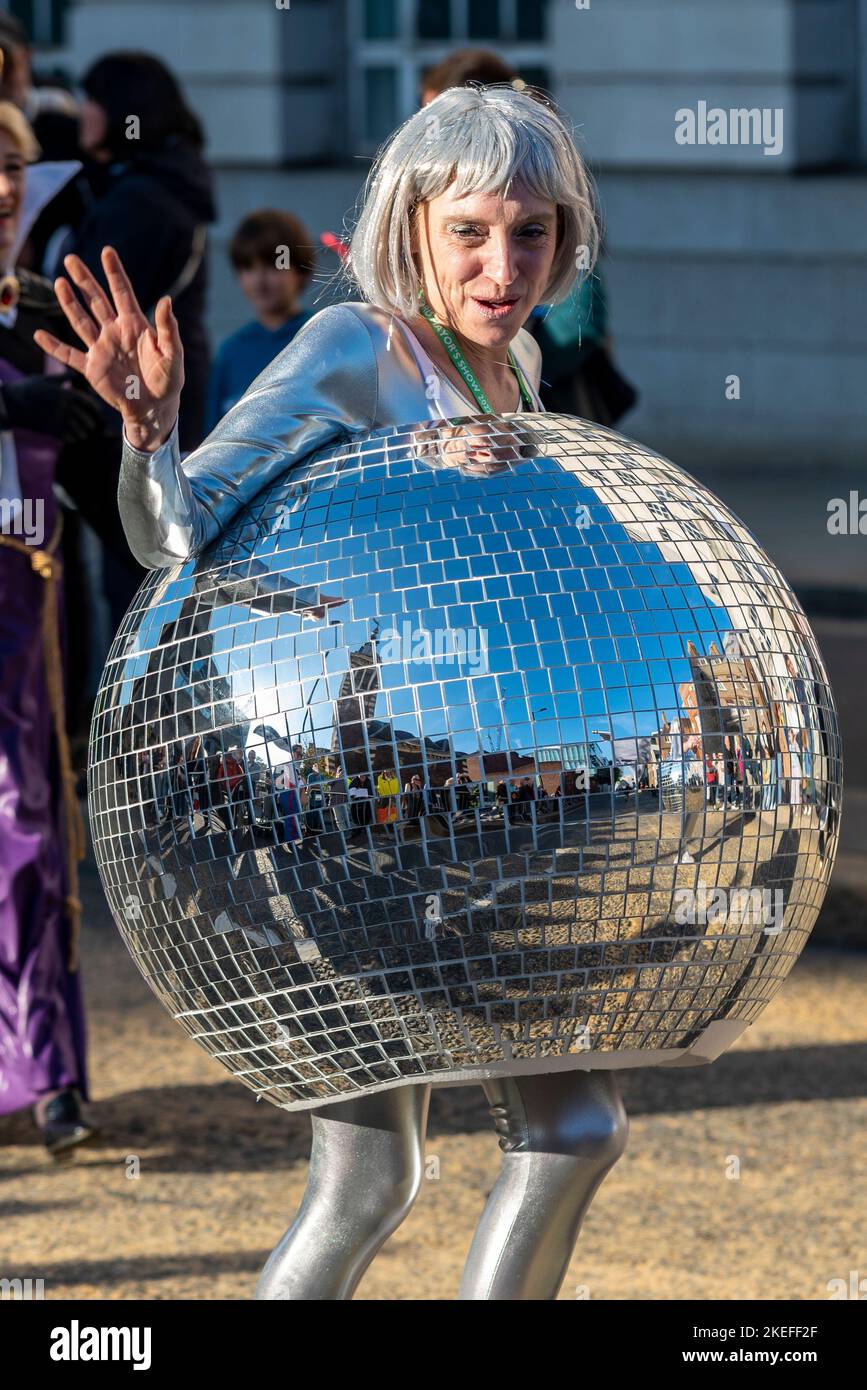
88, 414, 842, 1110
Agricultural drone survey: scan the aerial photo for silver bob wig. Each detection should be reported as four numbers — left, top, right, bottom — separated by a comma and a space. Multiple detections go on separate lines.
347, 84, 599, 322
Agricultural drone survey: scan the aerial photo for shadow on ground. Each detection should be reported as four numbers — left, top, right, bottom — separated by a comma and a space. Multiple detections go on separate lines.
2, 1039, 865, 1172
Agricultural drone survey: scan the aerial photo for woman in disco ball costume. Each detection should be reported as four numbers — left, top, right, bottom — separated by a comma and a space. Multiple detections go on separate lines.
34, 83, 630, 1300
36, 84, 840, 1299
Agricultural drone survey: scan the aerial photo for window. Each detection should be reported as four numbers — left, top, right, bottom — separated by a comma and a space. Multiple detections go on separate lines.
9, 0, 70, 47
516, 0, 545, 41
350, 0, 551, 153
365, 66, 399, 145
365, 0, 398, 40
469, 0, 501, 40
417, 0, 452, 40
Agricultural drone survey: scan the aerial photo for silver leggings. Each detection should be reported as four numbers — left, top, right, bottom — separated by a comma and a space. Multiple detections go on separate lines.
255, 1070, 628, 1300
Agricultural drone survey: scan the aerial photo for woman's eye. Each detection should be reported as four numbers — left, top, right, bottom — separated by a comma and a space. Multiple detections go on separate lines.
450, 224, 549, 240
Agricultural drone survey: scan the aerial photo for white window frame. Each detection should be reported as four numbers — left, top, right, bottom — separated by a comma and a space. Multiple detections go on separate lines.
347, 0, 551, 155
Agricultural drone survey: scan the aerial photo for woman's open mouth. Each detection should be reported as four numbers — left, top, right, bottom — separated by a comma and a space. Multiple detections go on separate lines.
472, 296, 520, 321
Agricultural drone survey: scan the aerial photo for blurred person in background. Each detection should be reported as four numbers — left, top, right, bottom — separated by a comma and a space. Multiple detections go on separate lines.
205, 209, 316, 435
55, 51, 217, 636
422, 47, 636, 426
0, 17, 102, 752
0, 97, 104, 1156
375, 766, 400, 825
276, 763, 302, 844
304, 762, 327, 836
186, 734, 210, 821
420, 48, 517, 106
328, 771, 351, 833
69, 51, 216, 455
0, 12, 89, 278
403, 773, 425, 823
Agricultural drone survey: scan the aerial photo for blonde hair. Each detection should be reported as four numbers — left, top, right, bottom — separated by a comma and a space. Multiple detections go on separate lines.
347, 84, 598, 321
0, 100, 41, 162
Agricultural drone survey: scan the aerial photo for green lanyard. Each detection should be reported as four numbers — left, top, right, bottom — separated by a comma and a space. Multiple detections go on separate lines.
418, 291, 535, 414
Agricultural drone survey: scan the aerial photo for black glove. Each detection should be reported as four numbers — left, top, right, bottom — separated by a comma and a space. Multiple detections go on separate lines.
0, 372, 105, 443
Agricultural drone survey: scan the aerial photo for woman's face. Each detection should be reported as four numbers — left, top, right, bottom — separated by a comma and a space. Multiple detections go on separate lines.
413, 181, 558, 348
0, 130, 25, 255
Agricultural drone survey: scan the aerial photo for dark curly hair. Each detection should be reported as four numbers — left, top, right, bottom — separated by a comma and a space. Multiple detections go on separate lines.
81, 51, 204, 159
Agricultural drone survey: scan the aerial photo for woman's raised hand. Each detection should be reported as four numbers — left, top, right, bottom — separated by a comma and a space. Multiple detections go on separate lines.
33, 245, 185, 453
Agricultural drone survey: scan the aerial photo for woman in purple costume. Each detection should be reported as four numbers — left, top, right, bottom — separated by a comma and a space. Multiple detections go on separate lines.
0, 99, 103, 1154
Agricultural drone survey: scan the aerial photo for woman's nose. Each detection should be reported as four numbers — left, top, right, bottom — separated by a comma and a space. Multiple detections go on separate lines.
0, 175, 16, 200
483, 231, 517, 287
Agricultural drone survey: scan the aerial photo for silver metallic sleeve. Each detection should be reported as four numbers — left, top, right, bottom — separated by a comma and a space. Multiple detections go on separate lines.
117, 304, 379, 569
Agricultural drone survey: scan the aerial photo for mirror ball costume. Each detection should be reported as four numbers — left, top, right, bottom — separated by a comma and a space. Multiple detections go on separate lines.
100, 301, 837, 1299
115, 303, 630, 1299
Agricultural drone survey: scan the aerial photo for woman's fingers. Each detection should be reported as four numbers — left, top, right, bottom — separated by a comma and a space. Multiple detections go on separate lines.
153, 295, 180, 357
101, 245, 146, 321
32, 328, 87, 375
61, 253, 115, 326
53, 276, 100, 346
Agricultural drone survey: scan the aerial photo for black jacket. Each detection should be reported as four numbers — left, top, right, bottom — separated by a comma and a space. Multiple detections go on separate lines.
0, 266, 77, 376
0, 267, 143, 579
69, 135, 217, 452
22, 106, 94, 279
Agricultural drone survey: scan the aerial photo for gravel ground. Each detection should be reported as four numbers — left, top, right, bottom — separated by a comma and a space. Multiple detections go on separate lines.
1, 854, 865, 1302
